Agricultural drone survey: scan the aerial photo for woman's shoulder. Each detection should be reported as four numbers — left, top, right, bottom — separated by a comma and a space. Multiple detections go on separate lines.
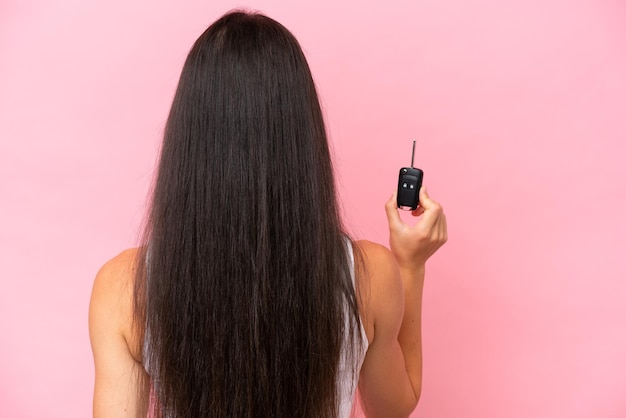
89, 248, 143, 360
353, 240, 399, 278
98, 247, 141, 276
92, 248, 141, 297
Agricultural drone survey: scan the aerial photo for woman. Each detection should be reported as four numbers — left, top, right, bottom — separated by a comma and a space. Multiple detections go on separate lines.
89, 10, 447, 418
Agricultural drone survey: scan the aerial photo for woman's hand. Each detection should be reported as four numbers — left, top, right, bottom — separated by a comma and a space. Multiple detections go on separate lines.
385, 186, 447, 271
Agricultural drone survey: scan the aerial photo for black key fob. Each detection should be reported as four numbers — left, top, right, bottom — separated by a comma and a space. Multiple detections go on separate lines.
397, 167, 423, 210
396, 140, 424, 211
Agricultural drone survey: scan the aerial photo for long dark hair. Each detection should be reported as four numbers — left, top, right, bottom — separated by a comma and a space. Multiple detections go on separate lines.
133, 11, 362, 418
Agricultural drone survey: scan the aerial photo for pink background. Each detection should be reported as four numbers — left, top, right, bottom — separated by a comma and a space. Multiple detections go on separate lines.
1, 0, 625, 417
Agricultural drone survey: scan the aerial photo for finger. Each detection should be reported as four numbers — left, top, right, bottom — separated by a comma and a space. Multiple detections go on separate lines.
417, 186, 436, 210
385, 190, 402, 230
410, 186, 430, 216
415, 186, 440, 228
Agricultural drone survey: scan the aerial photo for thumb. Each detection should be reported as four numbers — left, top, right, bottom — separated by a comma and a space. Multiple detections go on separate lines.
385, 190, 402, 230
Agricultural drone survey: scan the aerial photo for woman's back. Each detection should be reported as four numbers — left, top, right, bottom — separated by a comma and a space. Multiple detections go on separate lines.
90, 237, 411, 416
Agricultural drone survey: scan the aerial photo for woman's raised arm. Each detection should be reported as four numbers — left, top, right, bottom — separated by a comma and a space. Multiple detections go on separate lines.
358, 186, 447, 417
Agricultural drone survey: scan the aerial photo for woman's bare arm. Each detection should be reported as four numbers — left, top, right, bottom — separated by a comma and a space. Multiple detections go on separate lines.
357, 241, 419, 417
358, 187, 447, 417
89, 250, 144, 418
